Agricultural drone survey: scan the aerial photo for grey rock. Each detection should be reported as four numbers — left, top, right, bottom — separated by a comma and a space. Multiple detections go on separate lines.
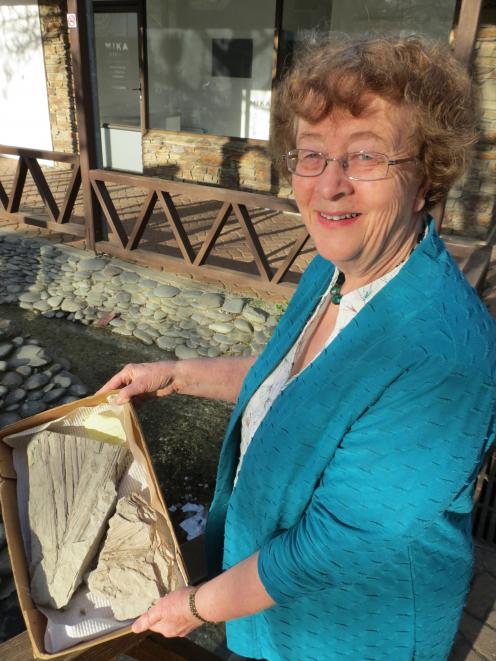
116, 292, 131, 305
78, 257, 106, 272
112, 327, 133, 337
61, 298, 84, 313
242, 305, 268, 324
18, 291, 40, 304
222, 298, 245, 314
119, 271, 139, 284
16, 365, 32, 377
153, 310, 168, 321
2, 372, 24, 388
102, 265, 123, 277
20, 401, 46, 417
69, 384, 89, 397
197, 293, 223, 309
181, 289, 202, 299
0, 385, 7, 397
87, 494, 180, 621
0, 343, 13, 359
0, 412, 20, 428
156, 336, 177, 351
9, 345, 49, 368
47, 295, 63, 307
174, 345, 199, 359
28, 430, 130, 609
43, 388, 66, 404
33, 300, 51, 312
153, 284, 180, 299
208, 322, 233, 334
234, 318, 254, 333
27, 390, 43, 401
25, 373, 50, 390
57, 395, 79, 405
133, 329, 154, 345
5, 388, 26, 405
138, 278, 158, 291
0, 361, 7, 372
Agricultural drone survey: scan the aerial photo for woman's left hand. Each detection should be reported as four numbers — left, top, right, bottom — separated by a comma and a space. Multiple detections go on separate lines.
132, 587, 202, 637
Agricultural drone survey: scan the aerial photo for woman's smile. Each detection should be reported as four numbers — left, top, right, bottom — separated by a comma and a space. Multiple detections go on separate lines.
316, 210, 362, 227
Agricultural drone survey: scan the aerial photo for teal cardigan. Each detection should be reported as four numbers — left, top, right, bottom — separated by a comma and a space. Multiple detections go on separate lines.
206, 221, 496, 660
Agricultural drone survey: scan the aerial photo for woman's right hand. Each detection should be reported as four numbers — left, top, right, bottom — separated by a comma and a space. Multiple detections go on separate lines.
97, 361, 178, 405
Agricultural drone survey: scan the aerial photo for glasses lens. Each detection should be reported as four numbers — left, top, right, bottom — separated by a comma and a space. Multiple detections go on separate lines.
346, 152, 388, 180
288, 150, 324, 176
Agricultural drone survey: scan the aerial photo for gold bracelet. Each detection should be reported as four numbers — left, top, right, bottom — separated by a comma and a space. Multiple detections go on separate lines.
188, 586, 217, 625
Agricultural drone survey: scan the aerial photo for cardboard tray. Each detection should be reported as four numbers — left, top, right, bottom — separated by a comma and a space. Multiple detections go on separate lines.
0, 391, 189, 659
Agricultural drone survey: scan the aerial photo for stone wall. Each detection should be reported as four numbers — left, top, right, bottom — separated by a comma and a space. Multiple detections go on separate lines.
444, 22, 496, 239
0, 230, 277, 360
38, 0, 78, 156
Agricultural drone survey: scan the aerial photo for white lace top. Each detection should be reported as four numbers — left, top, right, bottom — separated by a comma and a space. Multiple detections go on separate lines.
234, 261, 405, 484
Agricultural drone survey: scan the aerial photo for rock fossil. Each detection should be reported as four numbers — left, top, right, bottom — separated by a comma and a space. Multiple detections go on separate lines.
27, 430, 129, 610
87, 493, 179, 620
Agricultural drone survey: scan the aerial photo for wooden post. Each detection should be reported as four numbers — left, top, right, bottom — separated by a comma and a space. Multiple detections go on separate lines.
67, 0, 103, 249
454, 0, 483, 65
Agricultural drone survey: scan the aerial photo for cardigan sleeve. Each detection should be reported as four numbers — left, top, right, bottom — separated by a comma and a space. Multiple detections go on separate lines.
257, 360, 496, 604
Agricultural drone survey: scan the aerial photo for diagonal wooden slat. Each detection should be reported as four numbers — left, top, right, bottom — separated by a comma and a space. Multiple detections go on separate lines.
25, 156, 59, 223
58, 163, 82, 224
91, 179, 128, 247
272, 227, 310, 284
233, 203, 272, 281
193, 201, 232, 266
7, 157, 27, 213
157, 191, 195, 263
126, 190, 158, 250
0, 180, 8, 209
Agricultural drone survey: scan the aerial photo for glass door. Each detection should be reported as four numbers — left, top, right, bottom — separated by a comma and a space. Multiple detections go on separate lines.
94, 3, 144, 172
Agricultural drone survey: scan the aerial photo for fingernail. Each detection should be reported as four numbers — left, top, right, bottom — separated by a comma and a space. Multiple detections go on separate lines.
132, 620, 142, 633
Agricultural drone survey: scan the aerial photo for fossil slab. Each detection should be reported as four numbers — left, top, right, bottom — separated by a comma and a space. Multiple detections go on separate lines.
27, 430, 129, 610
87, 493, 179, 620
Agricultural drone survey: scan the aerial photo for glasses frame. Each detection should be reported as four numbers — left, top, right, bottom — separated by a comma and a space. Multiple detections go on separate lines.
285, 149, 419, 181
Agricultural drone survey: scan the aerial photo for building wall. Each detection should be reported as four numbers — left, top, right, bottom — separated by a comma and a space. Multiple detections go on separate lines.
0, 1, 53, 151
444, 22, 496, 239
38, 0, 78, 156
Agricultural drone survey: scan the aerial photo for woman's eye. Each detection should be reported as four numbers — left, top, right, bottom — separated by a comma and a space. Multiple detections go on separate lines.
356, 152, 375, 161
301, 151, 321, 161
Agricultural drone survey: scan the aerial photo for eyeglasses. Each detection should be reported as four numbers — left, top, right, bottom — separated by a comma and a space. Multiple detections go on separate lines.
286, 149, 418, 181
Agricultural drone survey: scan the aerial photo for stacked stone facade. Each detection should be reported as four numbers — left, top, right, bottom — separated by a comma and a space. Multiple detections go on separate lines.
445, 23, 496, 239
38, 1, 78, 157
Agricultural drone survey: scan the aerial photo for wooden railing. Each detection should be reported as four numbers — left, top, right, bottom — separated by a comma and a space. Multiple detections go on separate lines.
0, 146, 84, 238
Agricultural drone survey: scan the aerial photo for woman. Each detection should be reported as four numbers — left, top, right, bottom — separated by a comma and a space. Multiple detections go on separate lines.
100, 36, 496, 660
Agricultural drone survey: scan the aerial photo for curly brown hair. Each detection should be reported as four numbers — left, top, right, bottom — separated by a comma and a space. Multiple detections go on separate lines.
272, 35, 479, 209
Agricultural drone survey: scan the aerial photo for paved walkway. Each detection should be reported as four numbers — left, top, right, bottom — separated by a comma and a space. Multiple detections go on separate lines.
1, 156, 496, 659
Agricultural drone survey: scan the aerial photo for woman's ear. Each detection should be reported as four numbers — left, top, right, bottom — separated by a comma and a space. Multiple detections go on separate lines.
414, 177, 431, 213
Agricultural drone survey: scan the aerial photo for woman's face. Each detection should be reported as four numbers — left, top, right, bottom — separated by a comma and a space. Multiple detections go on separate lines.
292, 97, 428, 281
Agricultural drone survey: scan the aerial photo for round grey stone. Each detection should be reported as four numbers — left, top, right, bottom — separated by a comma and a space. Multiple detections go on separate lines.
47, 295, 63, 307
43, 387, 67, 403
222, 298, 245, 314
195, 293, 223, 310
156, 336, 177, 351
5, 388, 26, 405
234, 318, 253, 333
174, 345, 199, 360
0, 343, 13, 359
61, 298, 84, 313
138, 279, 158, 291
153, 284, 180, 298
18, 291, 40, 304
181, 289, 202, 299
207, 347, 222, 358
103, 265, 123, 277
0, 361, 7, 371
26, 390, 43, 401
116, 292, 131, 305
242, 305, 268, 323
20, 401, 46, 417
208, 322, 233, 334
53, 374, 72, 389
69, 384, 89, 397
33, 300, 51, 312
153, 310, 168, 321
120, 271, 140, 284
1, 372, 23, 388
25, 373, 50, 390
78, 257, 106, 272
112, 326, 133, 336
133, 329, 154, 345
0, 385, 7, 397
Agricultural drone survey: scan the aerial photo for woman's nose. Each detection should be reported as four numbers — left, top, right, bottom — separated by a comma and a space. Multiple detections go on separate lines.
315, 160, 354, 199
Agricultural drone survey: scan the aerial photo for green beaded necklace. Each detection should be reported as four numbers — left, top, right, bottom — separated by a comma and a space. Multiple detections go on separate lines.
329, 226, 425, 306
329, 271, 346, 305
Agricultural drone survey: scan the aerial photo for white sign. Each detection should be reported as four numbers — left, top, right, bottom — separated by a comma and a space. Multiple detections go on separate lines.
67, 13, 77, 29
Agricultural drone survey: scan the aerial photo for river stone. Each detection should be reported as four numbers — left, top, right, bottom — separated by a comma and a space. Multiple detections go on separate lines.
153, 310, 168, 321
196, 293, 223, 309
242, 305, 268, 323
87, 494, 180, 621
113, 326, 133, 336
0, 343, 13, 359
18, 291, 41, 304
0, 412, 20, 428
5, 388, 25, 405
25, 373, 50, 390
20, 401, 46, 417
27, 390, 43, 401
156, 336, 177, 351
0, 385, 7, 398
1, 372, 23, 388
133, 330, 154, 345
47, 295, 63, 307
116, 292, 131, 305
27, 430, 130, 609
120, 271, 139, 284
222, 298, 245, 314
208, 322, 233, 334
43, 388, 66, 404
138, 279, 158, 291
9, 345, 49, 368
152, 284, 180, 299
103, 265, 122, 277
0, 361, 7, 372
78, 257, 106, 272
61, 298, 84, 313
33, 300, 51, 312
16, 365, 32, 377
174, 345, 198, 359
69, 384, 89, 397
